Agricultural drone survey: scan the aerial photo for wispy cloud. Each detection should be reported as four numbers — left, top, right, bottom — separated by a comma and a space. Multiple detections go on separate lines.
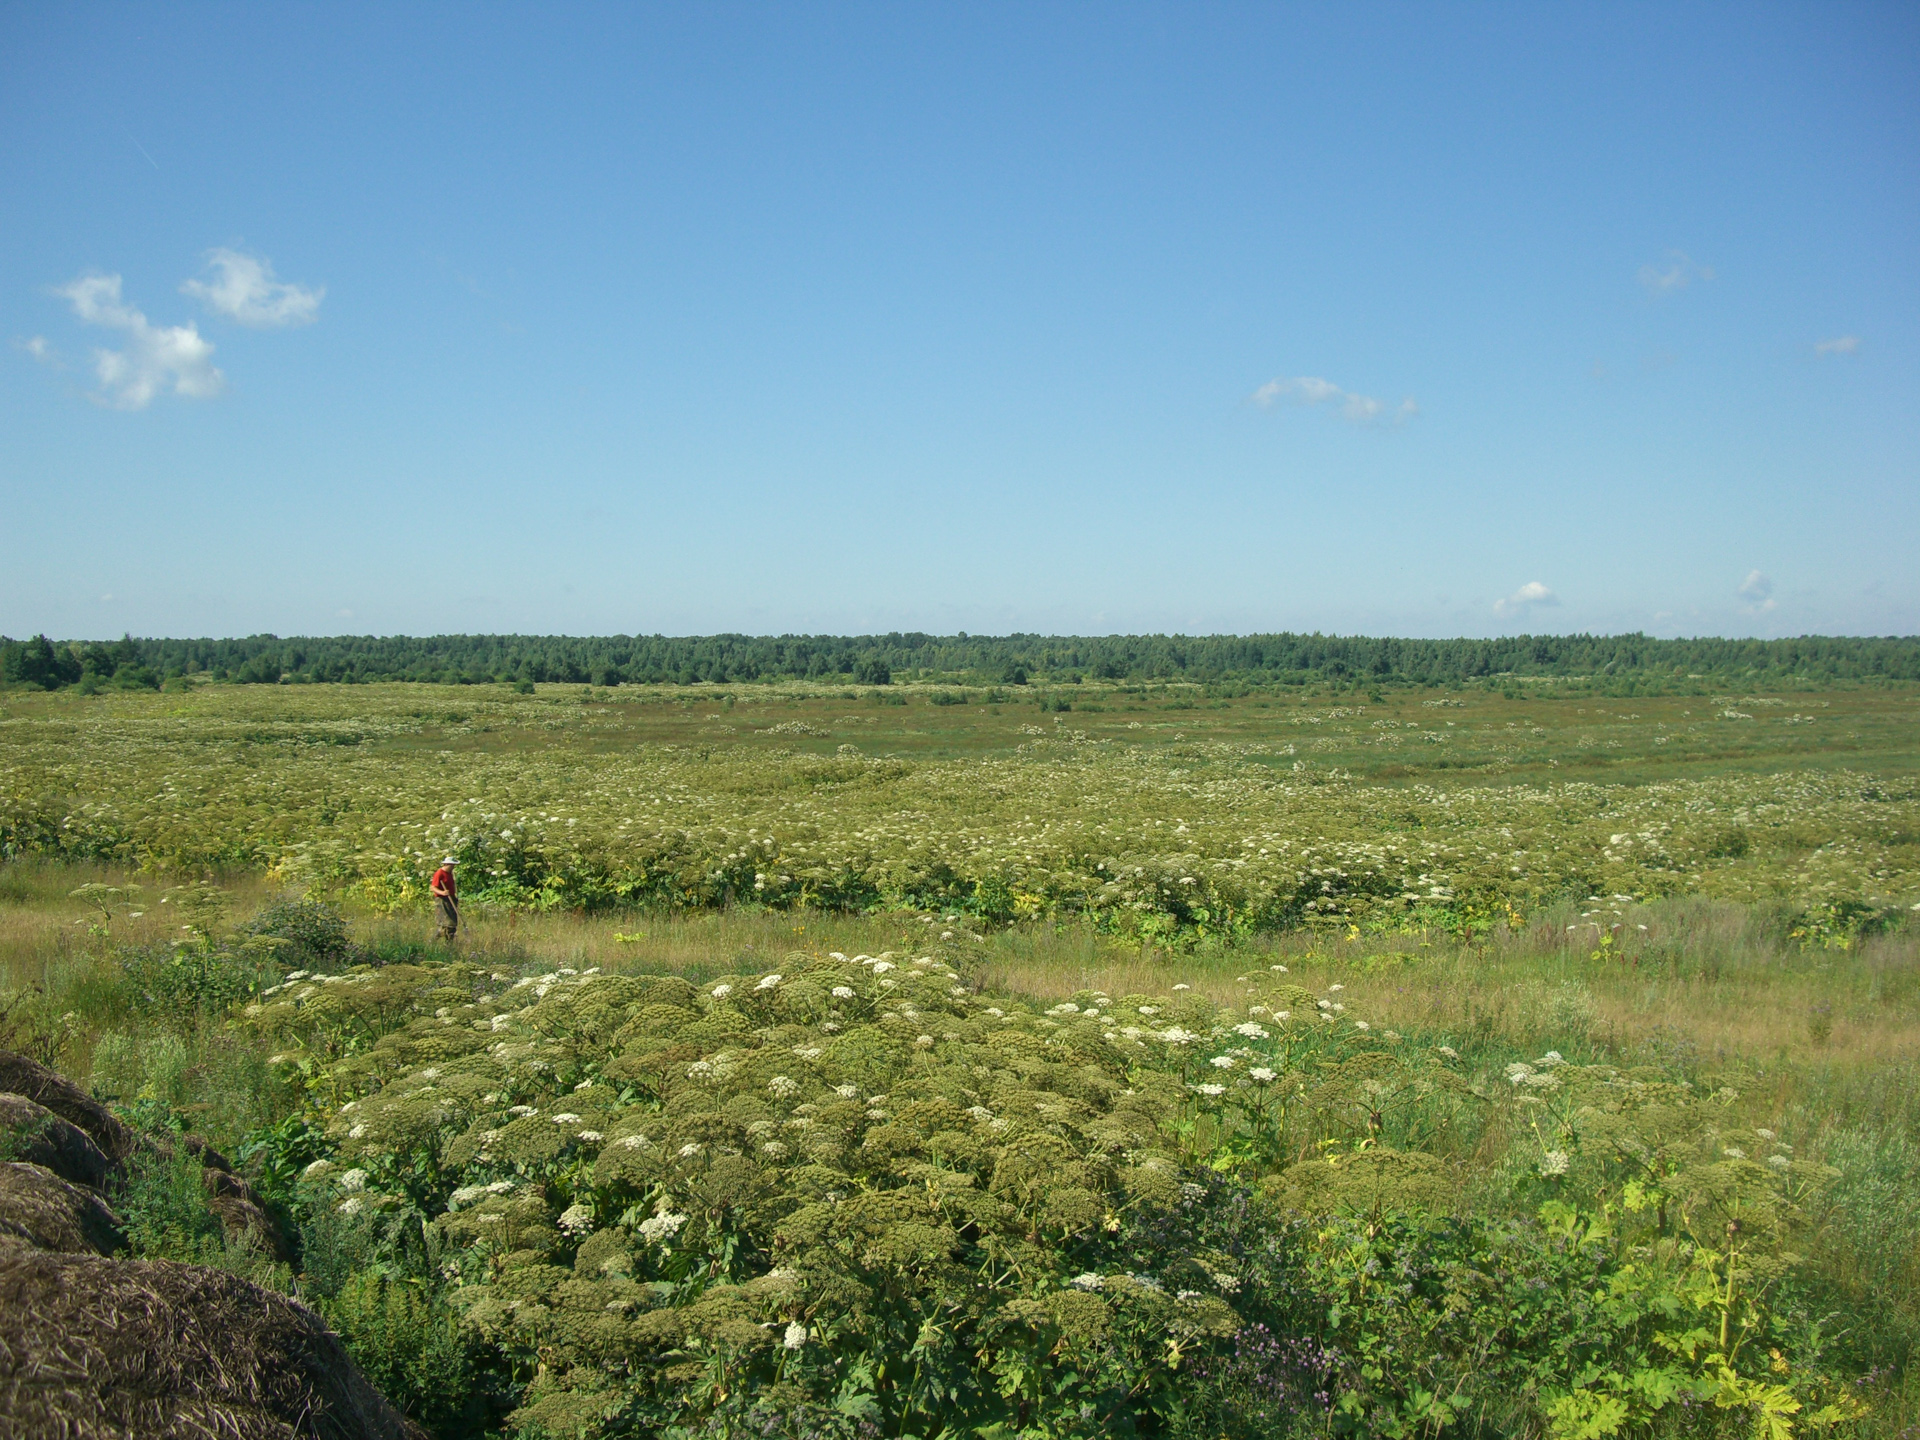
1637, 250, 1714, 294
1250, 376, 1417, 426
54, 273, 223, 409
1494, 580, 1559, 617
1737, 570, 1776, 614
1814, 335, 1859, 357
182, 248, 323, 327
19, 335, 56, 366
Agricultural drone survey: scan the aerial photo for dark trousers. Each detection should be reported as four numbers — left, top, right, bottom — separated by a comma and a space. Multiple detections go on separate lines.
434, 894, 459, 940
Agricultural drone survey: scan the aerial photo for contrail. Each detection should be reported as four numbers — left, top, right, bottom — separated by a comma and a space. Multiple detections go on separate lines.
128, 132, 160, 170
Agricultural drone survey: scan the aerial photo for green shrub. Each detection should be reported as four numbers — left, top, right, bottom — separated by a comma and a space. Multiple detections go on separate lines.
321, 1273, 492, 1436
243, 897, 361, 971
114, 1132, 226, 1261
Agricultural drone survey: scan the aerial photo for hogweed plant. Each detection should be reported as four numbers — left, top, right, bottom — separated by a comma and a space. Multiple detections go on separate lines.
215, 939, 1885, 1438
2, 685, 1914, 940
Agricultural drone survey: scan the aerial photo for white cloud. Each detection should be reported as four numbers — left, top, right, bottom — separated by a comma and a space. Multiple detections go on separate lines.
1494, 581, 1560, 617
1737, 570, 1776, 613
181, 248, 322, 327
1250, 376, 1417, 426
1637, 250, 1714, 293
54, 273, 223, 409
21, 335, 54, 364
1814, 336, 1859, 356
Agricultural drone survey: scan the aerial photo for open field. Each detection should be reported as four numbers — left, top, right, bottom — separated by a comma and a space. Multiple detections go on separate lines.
3, 679, 1919, 1437
3, 679, 1916, 937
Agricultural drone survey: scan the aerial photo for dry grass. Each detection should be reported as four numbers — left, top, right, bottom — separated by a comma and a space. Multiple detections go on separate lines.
0, 858, 277, 993
0, 1161, 123, 1256
5, 855, 1916, 1079
0, 1246, 414, 1439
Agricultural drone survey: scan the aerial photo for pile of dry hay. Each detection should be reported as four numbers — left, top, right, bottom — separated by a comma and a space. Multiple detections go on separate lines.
0, 1050, 418, 1440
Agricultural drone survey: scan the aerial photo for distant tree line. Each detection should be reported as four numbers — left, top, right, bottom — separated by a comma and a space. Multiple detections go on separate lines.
0, 634, 163, 692
4, 631, 1916, 692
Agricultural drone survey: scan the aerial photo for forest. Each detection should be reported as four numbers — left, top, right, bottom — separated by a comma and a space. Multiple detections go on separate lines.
3, 629, 1918, 693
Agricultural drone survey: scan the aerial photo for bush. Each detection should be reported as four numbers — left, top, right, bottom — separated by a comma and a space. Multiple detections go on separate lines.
117, 942, 273, 1023
116, 1139, 226, 1261
242, 898, 361, 971
227, 952, 1873, 1438
321, 1273, 491, 1436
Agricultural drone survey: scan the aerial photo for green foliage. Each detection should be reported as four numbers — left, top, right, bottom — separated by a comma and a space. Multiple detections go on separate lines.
116, 1138, 227, 1261
4, 686, 1913, 937
320, 1273, 492, 1435
220, 947, 1885, 1438
117, 941, 275, 1023
0, 633, 82, 689
0, 984, 82, 1065
236, 1111, 332, 1205
90, 1026, 296, 1143
11, 630, 1918, 691
111, 886, 286, 1024
242, 896, 362, 970
0, 632, 161, 690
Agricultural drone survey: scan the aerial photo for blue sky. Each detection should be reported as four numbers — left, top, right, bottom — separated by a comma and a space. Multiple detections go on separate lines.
4, 3, 1915, 640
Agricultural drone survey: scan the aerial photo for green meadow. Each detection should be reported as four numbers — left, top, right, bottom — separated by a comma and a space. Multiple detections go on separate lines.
2, 676, 1917, 1437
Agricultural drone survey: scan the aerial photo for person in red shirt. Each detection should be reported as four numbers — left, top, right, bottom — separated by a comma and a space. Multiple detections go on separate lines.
430, 857, 459, 941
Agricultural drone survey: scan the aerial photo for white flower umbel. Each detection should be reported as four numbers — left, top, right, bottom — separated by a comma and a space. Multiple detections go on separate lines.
638, 1210, 688, 1244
